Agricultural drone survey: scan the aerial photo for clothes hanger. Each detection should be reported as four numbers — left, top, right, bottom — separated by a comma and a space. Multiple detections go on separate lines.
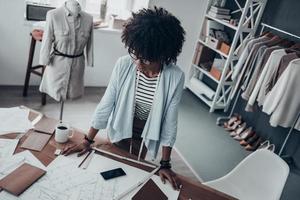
263, 32, 274, 38
278, 39, 295, 48
290, 42, 300, 50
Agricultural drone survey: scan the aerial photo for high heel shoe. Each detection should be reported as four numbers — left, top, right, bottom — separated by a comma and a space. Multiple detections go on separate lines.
240, 133, 258, 146
233, 127, 254, 141
245, 137, 263, 151
225, 120, 242, 131
223, 114, 242, 128
230, 122, 246, 137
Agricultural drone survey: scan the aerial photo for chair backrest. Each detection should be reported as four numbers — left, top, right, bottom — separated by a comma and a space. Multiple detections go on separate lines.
223, 149, 289, 200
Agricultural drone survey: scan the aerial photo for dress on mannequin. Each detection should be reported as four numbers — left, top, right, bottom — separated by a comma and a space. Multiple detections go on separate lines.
39, 0, 94, 102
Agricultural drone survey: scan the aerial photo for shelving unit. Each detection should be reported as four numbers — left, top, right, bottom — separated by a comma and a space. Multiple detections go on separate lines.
186, 0, 268, 112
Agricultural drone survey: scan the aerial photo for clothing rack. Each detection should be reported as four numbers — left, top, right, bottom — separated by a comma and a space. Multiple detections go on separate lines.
260, 23, 300, 40
217, 23, 300, 156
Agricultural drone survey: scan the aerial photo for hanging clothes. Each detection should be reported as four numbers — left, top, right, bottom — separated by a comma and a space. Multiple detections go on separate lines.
245, 49, 287, 111
39, 3, 94, 101
231, 35, 270, 80
267, 51, 300, 92
241, 40, 293, 100
230, 36, 271, 98
262, 58, 300, 130
241, 36, 281, 82
241, 45, 282, 100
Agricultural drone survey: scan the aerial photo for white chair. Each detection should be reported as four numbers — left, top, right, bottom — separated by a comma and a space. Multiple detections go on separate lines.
203, 149, 289, 200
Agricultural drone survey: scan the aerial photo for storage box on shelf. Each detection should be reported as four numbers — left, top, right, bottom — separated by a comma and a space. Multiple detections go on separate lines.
206, 36, 221, 49
220, 42, 231, 55
187, 0, 268, 112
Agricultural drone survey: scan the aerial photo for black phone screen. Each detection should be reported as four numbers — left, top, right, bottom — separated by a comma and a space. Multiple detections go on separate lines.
100, 168, 126, 180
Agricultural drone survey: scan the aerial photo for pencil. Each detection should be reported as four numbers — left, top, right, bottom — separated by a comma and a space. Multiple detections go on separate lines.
78, 150, 92, 168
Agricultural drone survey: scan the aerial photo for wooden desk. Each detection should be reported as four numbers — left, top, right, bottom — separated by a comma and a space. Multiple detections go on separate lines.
0, 111, 235, 200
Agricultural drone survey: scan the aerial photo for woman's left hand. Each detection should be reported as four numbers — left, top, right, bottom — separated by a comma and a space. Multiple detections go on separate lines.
158, 168, 182, 190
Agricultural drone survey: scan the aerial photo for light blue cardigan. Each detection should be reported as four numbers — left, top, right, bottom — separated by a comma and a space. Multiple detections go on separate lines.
91, 55, 185, 158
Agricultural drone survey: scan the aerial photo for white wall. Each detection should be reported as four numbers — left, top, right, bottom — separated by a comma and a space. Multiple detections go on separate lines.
0, 0, 207, 87
0, 1, 127, 86
149, 0, 207, 83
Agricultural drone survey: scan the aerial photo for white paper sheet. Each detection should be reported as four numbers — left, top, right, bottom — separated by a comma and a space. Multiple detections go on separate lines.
0, 150, 46, 180
0, 153, 179, 200
0, 107, 33, 135
0, 139, 19, 160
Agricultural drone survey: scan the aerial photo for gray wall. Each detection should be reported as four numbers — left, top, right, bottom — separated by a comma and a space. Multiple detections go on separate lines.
262, 0, 300, 37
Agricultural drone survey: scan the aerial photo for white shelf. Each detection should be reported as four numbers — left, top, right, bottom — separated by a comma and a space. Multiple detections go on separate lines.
198, 39, 237, 60
186, 83, 226, 110
205, 14, 237, 30
187, 0, 267, 112
205, 14, 252, 33
192, 64, 219, 83
192, 64, 233, 86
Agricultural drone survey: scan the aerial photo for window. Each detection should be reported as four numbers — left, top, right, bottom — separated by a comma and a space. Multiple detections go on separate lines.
27, 0, 149, 19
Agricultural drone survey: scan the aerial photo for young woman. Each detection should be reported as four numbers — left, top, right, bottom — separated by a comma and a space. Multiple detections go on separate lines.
62, 7, 186, 190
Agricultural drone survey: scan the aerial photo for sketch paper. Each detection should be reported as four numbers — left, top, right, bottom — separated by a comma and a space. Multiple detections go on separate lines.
0, 153, 179, 200
0, 139, 18, 160
0, 107, 33, 135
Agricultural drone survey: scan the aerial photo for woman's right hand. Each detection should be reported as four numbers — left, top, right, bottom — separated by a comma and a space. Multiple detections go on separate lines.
61, 140, 92, 156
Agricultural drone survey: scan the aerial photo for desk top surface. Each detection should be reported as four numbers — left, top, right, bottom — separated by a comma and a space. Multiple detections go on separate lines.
0, 109, 236, 200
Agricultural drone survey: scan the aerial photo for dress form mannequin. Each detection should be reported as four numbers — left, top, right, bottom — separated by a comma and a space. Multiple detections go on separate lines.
59, 0, 81, 121
65, 0, 81, 18
39, 0, 94, 122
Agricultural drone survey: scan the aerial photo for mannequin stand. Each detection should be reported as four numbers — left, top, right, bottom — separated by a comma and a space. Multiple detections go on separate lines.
59, 99, 64, 122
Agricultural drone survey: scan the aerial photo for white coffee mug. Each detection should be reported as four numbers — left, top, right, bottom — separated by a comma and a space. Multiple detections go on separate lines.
55, 123, 73, 143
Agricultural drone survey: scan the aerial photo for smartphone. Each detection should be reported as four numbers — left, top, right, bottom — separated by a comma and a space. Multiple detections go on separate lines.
100, 168, 126, 180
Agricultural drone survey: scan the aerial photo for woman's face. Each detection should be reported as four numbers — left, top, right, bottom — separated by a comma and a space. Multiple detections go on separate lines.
134, 59, 160, 71
130, 52, 161, 72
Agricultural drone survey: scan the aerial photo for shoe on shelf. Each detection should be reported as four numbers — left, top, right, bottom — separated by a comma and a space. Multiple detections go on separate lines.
224, 119, 243, 131
230, 122, 246, 137
234, 127, 253, 141
223, 114, 242, 129
245, 137, 263, 151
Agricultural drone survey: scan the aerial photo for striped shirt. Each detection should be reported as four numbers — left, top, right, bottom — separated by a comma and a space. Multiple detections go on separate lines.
134, 70, 159, 121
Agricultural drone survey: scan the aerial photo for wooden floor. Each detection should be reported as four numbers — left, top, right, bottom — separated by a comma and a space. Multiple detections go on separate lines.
0, 86, 201, 183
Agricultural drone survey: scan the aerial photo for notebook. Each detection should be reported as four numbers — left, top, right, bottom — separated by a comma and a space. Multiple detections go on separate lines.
20, 130, 51, 152
0, 163, 46, 196
132, 178, 168, 200
34, 116, 58, 134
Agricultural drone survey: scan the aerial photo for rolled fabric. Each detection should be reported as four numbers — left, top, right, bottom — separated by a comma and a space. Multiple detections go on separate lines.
190, 77, 215, 100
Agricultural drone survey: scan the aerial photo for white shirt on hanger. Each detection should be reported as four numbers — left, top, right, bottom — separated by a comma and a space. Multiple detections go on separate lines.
262, 58, 300, 130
